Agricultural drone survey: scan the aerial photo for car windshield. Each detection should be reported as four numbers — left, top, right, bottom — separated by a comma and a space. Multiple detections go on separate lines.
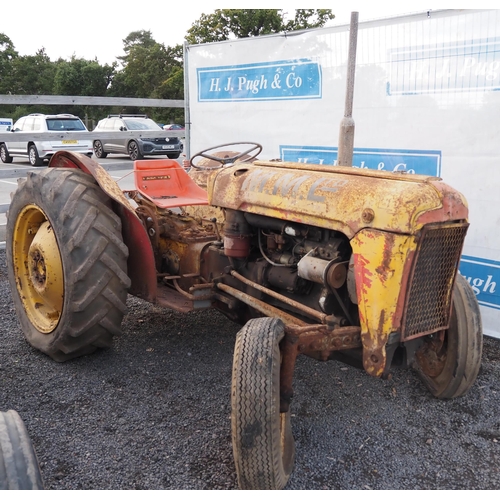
123, 118, 161, 131
46, 118, 86, 131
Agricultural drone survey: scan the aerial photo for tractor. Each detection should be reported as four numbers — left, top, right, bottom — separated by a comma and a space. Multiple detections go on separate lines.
5, 143, 482, 489
3, 13, 482, 489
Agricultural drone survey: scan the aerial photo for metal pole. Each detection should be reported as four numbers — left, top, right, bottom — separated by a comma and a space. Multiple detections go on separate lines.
337, 11, 359, 167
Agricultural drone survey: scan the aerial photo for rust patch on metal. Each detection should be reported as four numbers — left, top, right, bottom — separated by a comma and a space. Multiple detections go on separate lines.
280, 324, 362, 412
216, 283, 307, 326
375, 234, 396, 284
361, 310, 387, 377
285, 324, 362, 354
415, 330, 446, 377
417, 181, 469, 225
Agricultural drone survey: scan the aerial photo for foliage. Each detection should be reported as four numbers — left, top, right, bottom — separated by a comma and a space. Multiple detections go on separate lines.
186, 9, 335, 44
0, 9, 335, 122
111, 31, 182, 100
0, 33, 19, 94
10, 49, 56, 95
53, 57, 115, 97
109, 30, 184, 122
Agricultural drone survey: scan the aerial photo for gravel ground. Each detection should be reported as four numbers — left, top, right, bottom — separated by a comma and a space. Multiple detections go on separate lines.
0, 248, 499, 490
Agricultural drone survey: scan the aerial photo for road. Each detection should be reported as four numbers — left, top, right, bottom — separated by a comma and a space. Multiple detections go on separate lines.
0, 154, 184, 247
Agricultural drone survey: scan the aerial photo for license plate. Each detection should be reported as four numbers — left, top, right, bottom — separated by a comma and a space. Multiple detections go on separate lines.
62, 140, 78, 144
162, 145, 175, 149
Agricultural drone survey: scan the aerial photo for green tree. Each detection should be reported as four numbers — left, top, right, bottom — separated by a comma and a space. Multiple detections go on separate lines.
111, 30, 184, 122
112, 30, 182, 99
0, 33, 19, 94
186, 9, 335, 44
9, 49, 56, 95
53, 56, 115, 96
52, 56, 116, 120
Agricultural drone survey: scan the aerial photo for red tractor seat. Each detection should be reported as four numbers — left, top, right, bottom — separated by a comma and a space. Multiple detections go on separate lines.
134, 159, 208, 209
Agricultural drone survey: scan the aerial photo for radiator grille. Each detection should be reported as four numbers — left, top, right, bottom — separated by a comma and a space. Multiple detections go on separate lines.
402, 223, 468, 340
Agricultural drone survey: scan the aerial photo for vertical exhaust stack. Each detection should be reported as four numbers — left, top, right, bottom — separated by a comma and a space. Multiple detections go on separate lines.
337, 11, 359, 167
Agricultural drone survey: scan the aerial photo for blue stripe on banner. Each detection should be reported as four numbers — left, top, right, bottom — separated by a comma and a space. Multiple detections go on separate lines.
459, 256, 500, 310
279, 145, 441, 177
197, 59, 322, 102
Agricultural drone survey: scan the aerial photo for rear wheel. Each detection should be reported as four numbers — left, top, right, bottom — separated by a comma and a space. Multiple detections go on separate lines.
6, 167, 130, 361
93, 140, 107, 159
128, 141, 143, 161
231, 317, 295, 490
0, 144, 13, 163
0, 410, 44, 489
28, 145, 43, 166
412, 274, 483, 399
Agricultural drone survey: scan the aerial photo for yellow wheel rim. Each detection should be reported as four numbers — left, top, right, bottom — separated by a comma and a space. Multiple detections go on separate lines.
12, 205, 64, 333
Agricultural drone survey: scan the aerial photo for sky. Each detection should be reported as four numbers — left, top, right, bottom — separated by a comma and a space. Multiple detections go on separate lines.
1, 1, 488, 65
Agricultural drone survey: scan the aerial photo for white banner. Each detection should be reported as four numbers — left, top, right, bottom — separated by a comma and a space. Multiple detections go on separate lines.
186, 9, 500, 338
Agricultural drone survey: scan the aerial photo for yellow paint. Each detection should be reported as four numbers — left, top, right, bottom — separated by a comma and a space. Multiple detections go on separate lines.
350, 229, 418, 377
12, 206, 64, 333
211, 163, 449, 238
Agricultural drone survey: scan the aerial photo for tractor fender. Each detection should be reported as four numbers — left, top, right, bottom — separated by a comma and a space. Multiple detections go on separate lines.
48, 151, 157, 302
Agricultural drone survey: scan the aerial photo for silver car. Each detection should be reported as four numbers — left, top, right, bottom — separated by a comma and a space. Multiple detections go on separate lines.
0, 113, 93, 166
92, 114, 183, 161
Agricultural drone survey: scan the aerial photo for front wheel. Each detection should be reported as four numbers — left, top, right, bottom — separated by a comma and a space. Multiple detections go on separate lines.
231, 317, 295, 490
93, 140, 107, 158
28, 145, 43, 166
167, 153, 180, 159
0, 143, 13, 163
0, 410, 44, 489
128, 141, 143, 161
6, 167, 131, 361
412, 273, 483, 399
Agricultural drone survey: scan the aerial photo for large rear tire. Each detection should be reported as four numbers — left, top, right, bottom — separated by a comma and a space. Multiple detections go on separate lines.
0, 410, 44, 489
6, 168, 131, 361
413, 274, 483, 399
231, 317, 295, 490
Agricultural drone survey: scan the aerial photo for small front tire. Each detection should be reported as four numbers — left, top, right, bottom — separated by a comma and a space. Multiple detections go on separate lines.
93, 140, 107, 159
128, 141, 143, 161
412, 274, 483, 399
0, 143, 13, 163
28, 145, 43, 167
0, 410, 44, 489
231, 317, 295, 490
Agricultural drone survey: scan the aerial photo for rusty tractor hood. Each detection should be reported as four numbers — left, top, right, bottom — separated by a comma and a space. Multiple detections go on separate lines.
208, 160, 468, 238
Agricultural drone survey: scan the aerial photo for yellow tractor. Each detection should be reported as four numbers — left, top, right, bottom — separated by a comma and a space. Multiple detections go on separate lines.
5, 144, 482, 489
4, 13, 482, 489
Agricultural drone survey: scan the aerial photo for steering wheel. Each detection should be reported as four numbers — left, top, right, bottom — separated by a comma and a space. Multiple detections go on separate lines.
190, 142, 262, 170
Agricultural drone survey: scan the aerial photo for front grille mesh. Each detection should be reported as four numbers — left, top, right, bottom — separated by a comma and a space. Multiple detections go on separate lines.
402, 223, 468, 340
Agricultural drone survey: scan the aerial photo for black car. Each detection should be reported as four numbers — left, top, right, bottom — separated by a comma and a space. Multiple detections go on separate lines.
92, 114, 183, 160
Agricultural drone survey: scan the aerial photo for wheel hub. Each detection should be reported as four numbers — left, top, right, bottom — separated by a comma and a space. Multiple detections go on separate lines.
28, 221, 62, 299
415, 332, 447, 377
13, 207, 64, 333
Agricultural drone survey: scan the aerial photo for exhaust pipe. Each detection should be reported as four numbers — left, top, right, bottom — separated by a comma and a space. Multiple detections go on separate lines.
337, 11, 359, 167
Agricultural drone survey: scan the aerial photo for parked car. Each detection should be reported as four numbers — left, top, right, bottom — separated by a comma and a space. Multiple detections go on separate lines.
163, 123, 185, 131
0, 113, 93, 166
93, 115, 183, 160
